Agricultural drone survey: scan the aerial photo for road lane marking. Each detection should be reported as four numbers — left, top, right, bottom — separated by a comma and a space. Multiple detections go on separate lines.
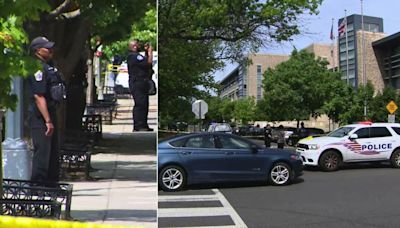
158, 207, 229, 217
213, 189, 248, 228
158, 189, 247, 227
158, 195, 218, 202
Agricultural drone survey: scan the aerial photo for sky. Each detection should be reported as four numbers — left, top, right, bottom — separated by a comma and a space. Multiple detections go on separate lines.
215, 0, 400, 81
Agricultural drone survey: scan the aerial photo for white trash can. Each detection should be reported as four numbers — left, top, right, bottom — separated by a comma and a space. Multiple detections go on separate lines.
2, 138, 32, 180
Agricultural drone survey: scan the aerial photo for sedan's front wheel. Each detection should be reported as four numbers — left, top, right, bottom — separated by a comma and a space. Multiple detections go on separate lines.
269, 163, 292, 186
159, 166, 186, 191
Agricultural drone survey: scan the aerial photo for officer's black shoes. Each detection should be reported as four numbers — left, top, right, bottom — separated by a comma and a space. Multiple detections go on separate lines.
133, 128, 154, 132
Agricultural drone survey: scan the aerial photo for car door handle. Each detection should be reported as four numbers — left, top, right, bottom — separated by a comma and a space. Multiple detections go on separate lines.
225, 151, 234, 155
181, 151, 192, 155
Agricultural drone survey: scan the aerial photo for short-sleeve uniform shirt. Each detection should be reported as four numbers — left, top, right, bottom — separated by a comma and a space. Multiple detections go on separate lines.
127, 52, 151, 81
28, 60, 61, 128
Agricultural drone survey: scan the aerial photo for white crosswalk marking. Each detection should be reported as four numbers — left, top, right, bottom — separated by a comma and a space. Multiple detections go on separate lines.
158, 189, 247, 228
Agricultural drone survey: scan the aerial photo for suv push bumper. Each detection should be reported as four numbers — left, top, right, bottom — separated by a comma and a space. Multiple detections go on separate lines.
296, 148, 320, 166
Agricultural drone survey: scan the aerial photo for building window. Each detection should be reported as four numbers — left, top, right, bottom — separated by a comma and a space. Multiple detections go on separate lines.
256, 65, 263, 100
364, 23, 379, 32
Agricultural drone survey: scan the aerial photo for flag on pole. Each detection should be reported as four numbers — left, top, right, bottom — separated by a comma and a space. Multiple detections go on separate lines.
338, 18, 347, 37
330, 23, 335, 40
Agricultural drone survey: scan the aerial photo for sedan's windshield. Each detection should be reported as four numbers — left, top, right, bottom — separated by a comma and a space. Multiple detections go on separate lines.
328, 127, 355, 138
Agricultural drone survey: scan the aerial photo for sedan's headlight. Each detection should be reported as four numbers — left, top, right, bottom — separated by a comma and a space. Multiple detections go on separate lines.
308, 144, 319, 150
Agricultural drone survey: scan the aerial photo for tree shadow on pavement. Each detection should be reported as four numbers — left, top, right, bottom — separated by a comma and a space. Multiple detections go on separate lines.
94, 133, 157, 155
71, 209, 157, 223
90, 160, 156, 182
181, 178, 305, 191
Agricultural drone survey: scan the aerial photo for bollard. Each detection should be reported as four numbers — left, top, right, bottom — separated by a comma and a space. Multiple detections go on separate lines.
2, 138, 32, 180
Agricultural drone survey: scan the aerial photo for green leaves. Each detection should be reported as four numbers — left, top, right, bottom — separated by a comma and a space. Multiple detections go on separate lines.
261, 50, 344, 122
159, 0, 322, 122
0, 1, 49, 109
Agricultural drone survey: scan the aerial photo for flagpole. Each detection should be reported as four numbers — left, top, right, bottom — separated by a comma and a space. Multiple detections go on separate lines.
331, 18, 336, 71
361, 0, 367, 119
345, 10, 349, 85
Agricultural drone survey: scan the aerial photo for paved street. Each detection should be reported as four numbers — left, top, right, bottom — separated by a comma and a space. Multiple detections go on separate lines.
68, 96, 158, 227
221, 164, 400, 228
159, 160, 400, 228
159, 189, 246, 228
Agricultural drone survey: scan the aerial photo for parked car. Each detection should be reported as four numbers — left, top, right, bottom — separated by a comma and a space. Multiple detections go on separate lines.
207, 123, 232, 133
158, 132, 304, 191
236, 125, 251, 136
114, 63, 130, 94
296, 122, 400, 171
271, 127, 296, 142
287, 127, 325, 146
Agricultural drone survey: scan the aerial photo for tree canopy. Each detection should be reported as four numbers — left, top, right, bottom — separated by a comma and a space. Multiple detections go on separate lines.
159, 0, 323, 123
260, 49, 344, 122
0, 0, 49, 109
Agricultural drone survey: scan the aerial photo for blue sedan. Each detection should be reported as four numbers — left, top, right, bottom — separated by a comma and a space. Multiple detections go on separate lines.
158, 133, 303, 191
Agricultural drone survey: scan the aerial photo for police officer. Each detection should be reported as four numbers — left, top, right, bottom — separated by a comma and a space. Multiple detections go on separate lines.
28, 36, 66, 183
127, 40, 153, 131
264, 124, 272, 148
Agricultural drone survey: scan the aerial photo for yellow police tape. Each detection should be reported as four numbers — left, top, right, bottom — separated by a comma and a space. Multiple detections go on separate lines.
0, 216, 143, 228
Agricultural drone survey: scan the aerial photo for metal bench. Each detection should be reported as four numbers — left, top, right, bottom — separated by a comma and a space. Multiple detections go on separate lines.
0, 199, 62, 218
60, 144, 92, 180
82, 114, 102, 142
2, 179, 73, 219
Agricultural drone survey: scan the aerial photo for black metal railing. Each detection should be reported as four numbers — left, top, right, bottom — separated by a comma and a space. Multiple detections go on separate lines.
1, 178, 73, 219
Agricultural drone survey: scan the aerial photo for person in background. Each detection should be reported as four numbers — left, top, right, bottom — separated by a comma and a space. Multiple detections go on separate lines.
277, 125, 285, 149
264, 124, 272, 148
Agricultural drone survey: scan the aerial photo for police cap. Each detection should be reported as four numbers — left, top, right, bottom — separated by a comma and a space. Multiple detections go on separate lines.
30, 36, 55, 51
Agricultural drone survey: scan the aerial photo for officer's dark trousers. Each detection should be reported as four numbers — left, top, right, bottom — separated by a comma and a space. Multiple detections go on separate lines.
129, 77, 149, 130
264, 137, 271, 147
31, 128, 59, 182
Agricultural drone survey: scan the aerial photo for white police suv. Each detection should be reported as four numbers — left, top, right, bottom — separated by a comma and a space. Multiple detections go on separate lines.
296, 122, 400, 171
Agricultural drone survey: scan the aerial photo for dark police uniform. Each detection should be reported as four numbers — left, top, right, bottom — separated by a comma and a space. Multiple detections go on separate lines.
127, 51, 151, 130
28, 60, 65, 182
264, 127, 272, 147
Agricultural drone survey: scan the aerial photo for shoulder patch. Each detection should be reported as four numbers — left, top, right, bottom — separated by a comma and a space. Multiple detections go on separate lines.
34, 70, 43, 81
137, 55, 144, 61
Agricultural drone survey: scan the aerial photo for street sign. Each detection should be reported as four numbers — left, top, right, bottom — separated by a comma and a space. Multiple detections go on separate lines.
192, 100, 208, 119
388, 114, 396, 123
386, 100, 398, 114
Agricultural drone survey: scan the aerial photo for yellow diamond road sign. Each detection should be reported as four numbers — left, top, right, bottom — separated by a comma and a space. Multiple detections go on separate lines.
386, 100, 398, 114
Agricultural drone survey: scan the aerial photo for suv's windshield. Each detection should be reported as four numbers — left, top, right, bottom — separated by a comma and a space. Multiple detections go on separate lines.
328, 127, 355, 138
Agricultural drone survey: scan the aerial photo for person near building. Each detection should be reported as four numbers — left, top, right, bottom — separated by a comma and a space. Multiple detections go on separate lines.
28, 36, 66, 183
127, 40, 153, 131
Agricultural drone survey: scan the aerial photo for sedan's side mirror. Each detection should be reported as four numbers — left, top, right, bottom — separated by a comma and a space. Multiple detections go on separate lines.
251, 145, 259, 153
349, 134, 358, 140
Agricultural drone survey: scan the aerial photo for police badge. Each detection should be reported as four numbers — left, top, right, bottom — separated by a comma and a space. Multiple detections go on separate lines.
34, 70, 43, 81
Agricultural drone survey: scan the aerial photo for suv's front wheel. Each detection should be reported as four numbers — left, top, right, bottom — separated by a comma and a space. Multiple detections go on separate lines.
390, 149, 400, 168
319, 150, 342, 171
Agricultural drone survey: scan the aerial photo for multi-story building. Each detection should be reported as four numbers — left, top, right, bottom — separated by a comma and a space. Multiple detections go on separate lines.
303, 43, 338, 70
220, 54, 290, 101
338, 14, 384, 89
220, 45, 336, 101
372, 32, 400, 90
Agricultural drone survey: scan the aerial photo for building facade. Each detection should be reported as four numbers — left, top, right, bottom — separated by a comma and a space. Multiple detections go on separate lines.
220, 45, 336, 101
372, 32, 400, 90
220, 54, 290, 101
338, 14, 384, 89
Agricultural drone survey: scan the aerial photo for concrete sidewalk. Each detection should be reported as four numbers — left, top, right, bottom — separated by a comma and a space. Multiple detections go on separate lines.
68, 96, 158, 227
